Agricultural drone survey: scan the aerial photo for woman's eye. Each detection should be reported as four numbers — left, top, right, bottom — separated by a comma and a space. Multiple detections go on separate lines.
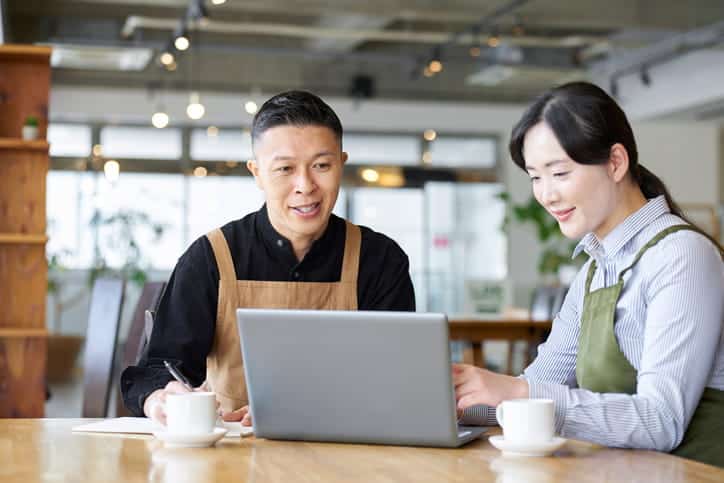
529, 176, 540, 183
553, 172, 569, 178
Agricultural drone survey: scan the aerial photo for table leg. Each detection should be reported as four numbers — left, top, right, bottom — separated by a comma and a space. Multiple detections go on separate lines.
506, 341, 515, 375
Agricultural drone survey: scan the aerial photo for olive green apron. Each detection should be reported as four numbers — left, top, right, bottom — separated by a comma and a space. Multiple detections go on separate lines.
576, 224, 724, 467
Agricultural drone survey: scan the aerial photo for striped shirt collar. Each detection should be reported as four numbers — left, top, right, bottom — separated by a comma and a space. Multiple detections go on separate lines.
572, 195, 670, 260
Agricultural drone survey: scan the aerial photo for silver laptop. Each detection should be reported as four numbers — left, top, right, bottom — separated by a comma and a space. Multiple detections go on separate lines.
236, 309, 487, 447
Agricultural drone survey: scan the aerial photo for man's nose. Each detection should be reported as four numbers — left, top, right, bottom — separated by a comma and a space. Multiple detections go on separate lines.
294, 169, 316, 194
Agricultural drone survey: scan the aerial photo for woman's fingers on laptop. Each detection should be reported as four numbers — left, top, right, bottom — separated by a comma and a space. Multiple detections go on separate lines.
222, 405, 252, 426
453, 366, 531, 410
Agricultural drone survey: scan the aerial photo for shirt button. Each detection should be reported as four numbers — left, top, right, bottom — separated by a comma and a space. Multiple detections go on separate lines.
293, 271, 300, 279
276, 239, 283, 247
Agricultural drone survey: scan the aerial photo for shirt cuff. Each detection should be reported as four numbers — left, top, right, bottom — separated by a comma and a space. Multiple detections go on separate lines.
526, 379, 568, 434
459, 404, 497, 426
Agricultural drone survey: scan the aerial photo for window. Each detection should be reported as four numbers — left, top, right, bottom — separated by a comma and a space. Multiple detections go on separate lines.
428, 136, 497, 168
343, 133, 420, 165
48, 123, 91, 157
101, 126, 182, 159
191, 128, 252, 161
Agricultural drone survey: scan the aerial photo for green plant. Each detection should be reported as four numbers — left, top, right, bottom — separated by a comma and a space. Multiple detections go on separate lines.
24, 115, 39, 127
89, 208, 167, 287
497, 192, 582, 277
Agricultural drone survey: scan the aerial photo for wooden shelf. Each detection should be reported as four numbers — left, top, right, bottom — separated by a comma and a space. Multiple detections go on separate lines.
0, 328, 48, 338
0, 138, 49, 152
0, 233, 48, 244
0, 44, 52, 61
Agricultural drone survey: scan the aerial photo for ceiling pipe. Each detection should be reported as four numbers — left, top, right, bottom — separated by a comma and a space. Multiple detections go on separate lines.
121, 15, 604, 49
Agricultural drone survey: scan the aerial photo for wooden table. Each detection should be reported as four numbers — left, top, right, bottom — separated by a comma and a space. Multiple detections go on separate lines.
1, 419, 722, 482
448, 315, 552, 374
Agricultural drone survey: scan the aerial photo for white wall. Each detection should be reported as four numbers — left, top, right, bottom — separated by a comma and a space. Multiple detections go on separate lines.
49, 86, 721, 307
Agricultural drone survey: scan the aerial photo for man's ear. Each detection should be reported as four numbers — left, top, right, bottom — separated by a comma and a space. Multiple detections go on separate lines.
246, 159, 263, 190
341, 151, 348, 165
608, 143, 630, 183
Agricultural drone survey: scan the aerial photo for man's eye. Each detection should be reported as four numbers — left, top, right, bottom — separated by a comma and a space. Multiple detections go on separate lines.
314, 163, 331, 170
275, 166, 292, 173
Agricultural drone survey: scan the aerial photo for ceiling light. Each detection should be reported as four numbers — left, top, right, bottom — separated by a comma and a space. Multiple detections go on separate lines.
423, 129, 437, 141
244, 101, 258, 114
165, 60, 178, 71
428, 60, 443, 73
175, 35, 190, 51
151, 111, 169, 129
361, 168, 380, 183
104, 160, 120, 182
159, 51, 175, 66
422, 151, 432, 164
487, 35, 500, 48
212, 0, 226, 4
187, 91, 205, 120
92, 144, 103, 157
207, 126, 219, 137
48, 44, 152, 71
465, 65, 514, 86
193, 166, 208, 177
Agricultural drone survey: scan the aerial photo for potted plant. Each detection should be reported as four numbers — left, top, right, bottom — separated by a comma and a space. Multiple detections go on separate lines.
498, 192, 584, 285
22, 115, 39, 140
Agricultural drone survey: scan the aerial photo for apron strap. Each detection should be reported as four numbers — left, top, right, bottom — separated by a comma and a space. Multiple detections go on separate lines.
340, 221, 361, 283
617, 224, 701, 283
584, 259, 597, 295
206, 228, 239, 301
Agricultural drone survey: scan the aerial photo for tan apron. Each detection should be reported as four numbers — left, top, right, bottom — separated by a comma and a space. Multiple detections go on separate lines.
204, 221, 360, 412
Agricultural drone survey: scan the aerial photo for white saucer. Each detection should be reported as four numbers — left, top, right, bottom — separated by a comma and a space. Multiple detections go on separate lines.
489, 435, 566, 457
152, 427, 228, 448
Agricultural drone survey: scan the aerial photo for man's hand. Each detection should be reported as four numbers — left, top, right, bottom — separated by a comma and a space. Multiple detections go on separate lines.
143, 381, 221, 425
222, 405, 252, 426
452, 363, 529, 412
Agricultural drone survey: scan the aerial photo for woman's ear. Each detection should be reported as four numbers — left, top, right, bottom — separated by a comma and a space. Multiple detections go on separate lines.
608, 143, 630, 183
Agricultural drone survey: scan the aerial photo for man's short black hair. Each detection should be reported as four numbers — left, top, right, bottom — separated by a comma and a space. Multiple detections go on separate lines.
251, 90, 343, 145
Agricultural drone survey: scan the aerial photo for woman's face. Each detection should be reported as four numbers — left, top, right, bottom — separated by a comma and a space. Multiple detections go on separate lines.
522, 122, 620, 240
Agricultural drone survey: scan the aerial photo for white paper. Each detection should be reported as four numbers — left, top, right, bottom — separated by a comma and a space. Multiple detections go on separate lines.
72, 417, 253, 437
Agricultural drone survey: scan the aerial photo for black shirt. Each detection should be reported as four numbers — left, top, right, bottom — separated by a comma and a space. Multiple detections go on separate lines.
121, 205, 415, 415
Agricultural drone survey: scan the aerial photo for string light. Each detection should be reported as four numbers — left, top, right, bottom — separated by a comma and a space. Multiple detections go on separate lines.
186, 91, 205, 120
104, 160, 120, 182
151, 111, 169, 129
423, 129, 437, 141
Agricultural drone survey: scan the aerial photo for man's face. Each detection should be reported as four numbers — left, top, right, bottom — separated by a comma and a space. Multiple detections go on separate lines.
247, 125, 347, 244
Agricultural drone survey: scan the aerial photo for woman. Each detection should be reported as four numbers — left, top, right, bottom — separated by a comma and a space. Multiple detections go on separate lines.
454, 82, 724, 467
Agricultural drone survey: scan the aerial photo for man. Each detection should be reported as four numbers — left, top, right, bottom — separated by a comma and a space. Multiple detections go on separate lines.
121, 91, 415, 423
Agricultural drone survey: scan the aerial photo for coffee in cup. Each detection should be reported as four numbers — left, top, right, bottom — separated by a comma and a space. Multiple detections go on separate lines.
495, 398, 555, 443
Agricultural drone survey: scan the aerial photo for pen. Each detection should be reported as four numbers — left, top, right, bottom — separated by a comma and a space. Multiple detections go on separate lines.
163, 360, 194, 392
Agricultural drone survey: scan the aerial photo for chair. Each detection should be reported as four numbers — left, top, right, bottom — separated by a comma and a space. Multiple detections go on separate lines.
81, 277, 125, 418
115, 281, 166, 416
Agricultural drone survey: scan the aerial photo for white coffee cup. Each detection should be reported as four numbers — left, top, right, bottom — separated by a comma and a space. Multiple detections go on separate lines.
165, 392, 217, 435
495, 398, 555, 443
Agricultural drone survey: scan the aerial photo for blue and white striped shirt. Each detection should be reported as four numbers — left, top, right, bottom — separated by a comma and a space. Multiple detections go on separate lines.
463, 196, 724, 451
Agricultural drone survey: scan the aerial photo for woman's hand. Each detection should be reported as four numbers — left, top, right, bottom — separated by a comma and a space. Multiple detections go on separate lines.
452, 363, 529, 412
221, 405, 252, 426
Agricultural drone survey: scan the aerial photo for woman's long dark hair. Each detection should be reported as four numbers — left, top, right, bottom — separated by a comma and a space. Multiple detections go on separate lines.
509, 81, 722, 251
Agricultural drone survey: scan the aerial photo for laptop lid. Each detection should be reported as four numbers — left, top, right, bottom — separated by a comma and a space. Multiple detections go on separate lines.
236, 309, 484, 447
